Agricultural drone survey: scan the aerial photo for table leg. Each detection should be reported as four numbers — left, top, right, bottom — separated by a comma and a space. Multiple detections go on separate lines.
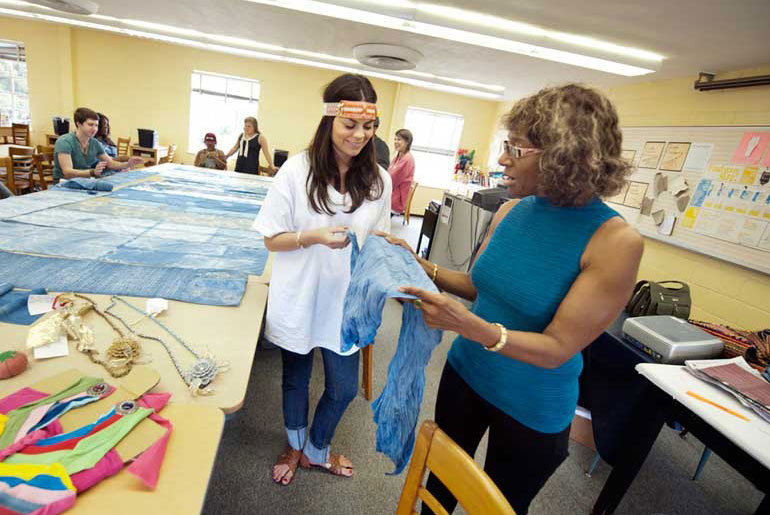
361, 345, 373, 401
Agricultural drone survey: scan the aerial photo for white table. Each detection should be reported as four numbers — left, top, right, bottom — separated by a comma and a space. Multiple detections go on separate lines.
636, 363, 770, 468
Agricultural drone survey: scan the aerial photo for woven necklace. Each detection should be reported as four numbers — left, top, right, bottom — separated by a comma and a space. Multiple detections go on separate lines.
72, 293, 141, 378
105, 296, 228, 396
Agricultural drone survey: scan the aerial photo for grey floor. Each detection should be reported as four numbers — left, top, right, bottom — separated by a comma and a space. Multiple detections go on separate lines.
202, 217, 764, 515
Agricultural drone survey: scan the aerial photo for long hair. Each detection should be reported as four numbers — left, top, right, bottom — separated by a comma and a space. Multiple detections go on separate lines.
96, 112, 115, 147
503, 84, 630, 207
306, 74, 383, 215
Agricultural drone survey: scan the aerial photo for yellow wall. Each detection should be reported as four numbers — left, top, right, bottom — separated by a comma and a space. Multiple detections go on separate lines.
604, 67, 770, 328
2, 15, 498, 171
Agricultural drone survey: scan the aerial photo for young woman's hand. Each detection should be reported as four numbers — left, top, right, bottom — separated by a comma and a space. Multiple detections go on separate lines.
305, 226, 350, 249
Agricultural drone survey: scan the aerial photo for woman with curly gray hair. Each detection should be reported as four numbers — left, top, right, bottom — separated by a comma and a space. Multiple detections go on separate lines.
386, 84, 643, 514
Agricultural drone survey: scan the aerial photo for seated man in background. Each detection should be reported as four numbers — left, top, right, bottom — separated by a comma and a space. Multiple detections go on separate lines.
194, 133, 227, 170
53, 107, 143, 183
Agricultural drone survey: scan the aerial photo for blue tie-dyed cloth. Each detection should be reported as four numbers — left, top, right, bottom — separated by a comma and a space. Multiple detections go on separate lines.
341, 233, 442, 474
58, 178, 114, 192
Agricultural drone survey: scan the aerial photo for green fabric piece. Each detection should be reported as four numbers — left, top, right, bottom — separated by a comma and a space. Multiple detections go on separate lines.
0, 351, 15, 362
53, 133, 106, 181
0, 376, 104, 449
4, 407, 151, 474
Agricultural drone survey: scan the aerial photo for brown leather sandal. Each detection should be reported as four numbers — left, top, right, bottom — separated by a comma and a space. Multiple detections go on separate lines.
299, 451, 354, 477
272, 445, 302, 485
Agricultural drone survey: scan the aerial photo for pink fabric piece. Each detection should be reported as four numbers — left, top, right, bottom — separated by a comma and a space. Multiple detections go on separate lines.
0, 421, 62, 459
70, 449, 123, 493
0, 482, 74, 505
125, 393, 173, 490
388, 152, 415, 213
15, 387, 114, 441
0, 388, 48, 414
28, 495, 76, 515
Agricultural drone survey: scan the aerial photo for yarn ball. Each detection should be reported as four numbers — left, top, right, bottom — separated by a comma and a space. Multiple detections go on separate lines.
0, 351, 28, 379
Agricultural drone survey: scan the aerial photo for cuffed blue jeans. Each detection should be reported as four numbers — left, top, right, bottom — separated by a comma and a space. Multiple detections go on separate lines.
281, 347, 359, 464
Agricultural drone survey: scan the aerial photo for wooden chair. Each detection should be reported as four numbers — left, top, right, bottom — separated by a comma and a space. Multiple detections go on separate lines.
11, 123, 30, 146
116, 137, 131, 158
33, 152, 55, 191
396, 421, 516, 515
8, 146, 35, 195
403, 181, 419, 226
160, 144, 177, 164
36, 145, 55, 154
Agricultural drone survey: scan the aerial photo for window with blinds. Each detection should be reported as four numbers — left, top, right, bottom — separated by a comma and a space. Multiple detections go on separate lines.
187, 71, 260, 154
0, 40, 29, 126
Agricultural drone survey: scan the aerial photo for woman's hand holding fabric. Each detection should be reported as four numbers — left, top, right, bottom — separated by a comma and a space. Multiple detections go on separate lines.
307, 226, 350, 249
397, 286, 472, 333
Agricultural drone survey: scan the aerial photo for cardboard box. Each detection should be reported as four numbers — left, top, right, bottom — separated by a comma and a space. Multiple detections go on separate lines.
569, 408, 596, 451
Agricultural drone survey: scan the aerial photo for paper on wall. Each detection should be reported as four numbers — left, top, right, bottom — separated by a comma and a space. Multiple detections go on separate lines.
682, 143, 714, 172
652, 209, 666, 225
658, 213, 676, 236
670, 176, 689, 196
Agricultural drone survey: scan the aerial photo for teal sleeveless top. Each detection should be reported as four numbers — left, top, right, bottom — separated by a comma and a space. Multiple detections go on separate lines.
448, 195, 620, 433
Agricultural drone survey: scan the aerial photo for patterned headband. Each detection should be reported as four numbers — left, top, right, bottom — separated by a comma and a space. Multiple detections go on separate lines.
323, 100, 378, 120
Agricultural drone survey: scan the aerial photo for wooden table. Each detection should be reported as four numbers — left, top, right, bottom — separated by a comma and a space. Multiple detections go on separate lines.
0, 277, 268, 414
130, 145, 169, 166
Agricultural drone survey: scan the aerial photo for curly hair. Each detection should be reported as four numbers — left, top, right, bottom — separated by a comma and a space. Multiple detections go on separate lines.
503, 84, 630, 207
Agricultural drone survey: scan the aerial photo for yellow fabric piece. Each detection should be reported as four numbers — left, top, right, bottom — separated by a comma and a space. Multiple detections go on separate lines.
0, 462, 75, 490
0, 412, 7, 434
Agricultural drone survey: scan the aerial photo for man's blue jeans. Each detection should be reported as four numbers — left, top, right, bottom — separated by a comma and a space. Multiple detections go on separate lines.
281, 347, 359, 464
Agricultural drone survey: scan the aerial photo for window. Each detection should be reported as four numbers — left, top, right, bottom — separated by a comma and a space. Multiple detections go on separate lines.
487, 129, 508, 172
0, 40, 29, 126
188, 71, 260, 155
403, 107, 464, 188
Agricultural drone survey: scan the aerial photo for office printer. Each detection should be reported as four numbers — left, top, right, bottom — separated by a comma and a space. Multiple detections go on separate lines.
471, 186, 511, 212
622, 316, 723, 364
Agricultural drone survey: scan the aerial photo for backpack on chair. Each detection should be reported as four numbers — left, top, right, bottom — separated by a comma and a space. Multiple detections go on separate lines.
626, 280, 692, 319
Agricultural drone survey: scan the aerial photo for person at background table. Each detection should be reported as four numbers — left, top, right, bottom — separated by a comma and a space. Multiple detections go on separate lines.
372, 116, 390, 170
194, 132, 227, 170
95, 112, 117, 158
53, 108, 143, 183
388, 128, 415, 214
385, 84, 643, 515
253, 73, 391, 486
225, 116, 277, 175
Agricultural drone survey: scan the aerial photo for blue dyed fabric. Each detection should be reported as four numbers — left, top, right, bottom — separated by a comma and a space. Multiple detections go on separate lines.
341, 234, 442, 474
58, 178, 113, 192
0, 251, 246, 305
0, 283, 46, 325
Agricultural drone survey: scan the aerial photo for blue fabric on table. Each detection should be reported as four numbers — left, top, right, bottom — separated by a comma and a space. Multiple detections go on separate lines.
341, 233, 442, 474
58, 178, 114, 192
0, 251, 247, 306
0, 284, 47, 325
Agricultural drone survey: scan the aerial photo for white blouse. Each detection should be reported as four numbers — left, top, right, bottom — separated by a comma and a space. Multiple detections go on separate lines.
252, 151, 392, 355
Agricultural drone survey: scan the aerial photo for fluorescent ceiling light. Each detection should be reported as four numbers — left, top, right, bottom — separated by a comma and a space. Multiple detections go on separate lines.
0, 6, 501, 100
243, 0, 659, 75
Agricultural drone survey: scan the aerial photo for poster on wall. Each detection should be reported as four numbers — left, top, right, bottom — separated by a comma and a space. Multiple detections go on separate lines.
621, 149, 637, 164
638, 141, 666, 169
624, 182, 649, 209
606, 181, 629, 205
659, 142, 691, 172
683, 143, 714, 172
731, 132, 770, 166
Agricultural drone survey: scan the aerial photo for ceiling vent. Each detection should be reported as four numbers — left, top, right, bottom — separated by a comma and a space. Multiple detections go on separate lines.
26, 0, 99, 15
353, 44, 423, 71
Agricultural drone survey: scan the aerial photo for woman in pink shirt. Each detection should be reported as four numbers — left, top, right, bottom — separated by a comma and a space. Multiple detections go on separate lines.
388, 129, 415, 214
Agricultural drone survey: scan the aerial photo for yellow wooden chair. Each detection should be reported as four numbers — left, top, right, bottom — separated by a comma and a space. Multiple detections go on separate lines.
116, 137, 131, 158
403, 181, 419, 226
11, 123, 29, 146
396, 420, 516, 515
33, 152, 55, 191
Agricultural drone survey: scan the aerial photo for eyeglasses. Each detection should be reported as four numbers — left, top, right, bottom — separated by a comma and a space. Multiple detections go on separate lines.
503, 140, 542, 159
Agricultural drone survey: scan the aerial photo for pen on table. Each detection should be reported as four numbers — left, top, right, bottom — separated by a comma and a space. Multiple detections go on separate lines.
686, 391, 750, 421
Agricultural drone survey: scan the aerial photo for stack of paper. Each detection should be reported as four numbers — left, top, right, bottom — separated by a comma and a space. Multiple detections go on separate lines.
685, 357, 770, 424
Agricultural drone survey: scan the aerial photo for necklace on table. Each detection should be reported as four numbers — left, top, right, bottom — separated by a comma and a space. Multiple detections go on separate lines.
72, 294, 142, 378
105, 296, 228, 396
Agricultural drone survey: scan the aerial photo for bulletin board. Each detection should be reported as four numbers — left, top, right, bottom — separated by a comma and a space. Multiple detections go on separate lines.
606, 126, 770, 275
